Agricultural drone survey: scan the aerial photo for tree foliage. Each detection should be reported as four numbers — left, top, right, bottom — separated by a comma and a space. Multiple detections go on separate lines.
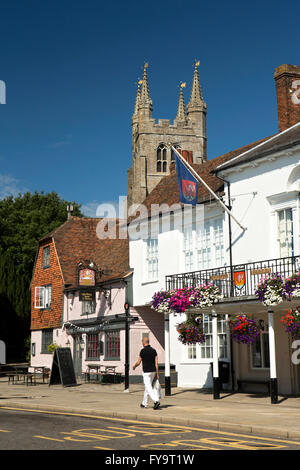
0, 191, 82, 360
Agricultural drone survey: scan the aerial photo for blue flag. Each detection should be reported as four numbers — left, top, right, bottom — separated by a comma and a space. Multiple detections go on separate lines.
175, 154, 198, 205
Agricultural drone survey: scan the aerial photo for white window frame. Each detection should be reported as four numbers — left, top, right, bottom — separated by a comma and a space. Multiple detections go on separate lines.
267, 191, 299, 259
181, 315, 229, 363
144, 237, 159, 282
250, 319, 270, 370
277, 208, 294, 258
181, 216, 225, 273
34, 285, 52, 309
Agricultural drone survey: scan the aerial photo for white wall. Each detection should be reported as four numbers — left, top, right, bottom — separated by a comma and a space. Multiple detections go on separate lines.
221, 150, 300, 264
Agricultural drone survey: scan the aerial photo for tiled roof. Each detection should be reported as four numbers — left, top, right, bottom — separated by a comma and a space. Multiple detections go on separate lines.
216, 123, 300, 171
129, 136, 273, 221
40, 217, 130, 287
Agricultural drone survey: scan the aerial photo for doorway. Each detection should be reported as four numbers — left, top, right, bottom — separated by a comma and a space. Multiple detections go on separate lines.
72, 335, 82, 378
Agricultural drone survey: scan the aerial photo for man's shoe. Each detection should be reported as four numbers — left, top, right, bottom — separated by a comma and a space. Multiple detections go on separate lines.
153, 401, 160, 410
140, 404, 147, 408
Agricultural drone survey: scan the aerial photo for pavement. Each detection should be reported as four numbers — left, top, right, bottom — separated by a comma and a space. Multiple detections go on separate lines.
1, 377, 300, 440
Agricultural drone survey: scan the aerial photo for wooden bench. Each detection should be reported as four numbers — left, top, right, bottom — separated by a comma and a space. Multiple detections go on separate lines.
7, 372, 37, 386
237, 379, 270, 395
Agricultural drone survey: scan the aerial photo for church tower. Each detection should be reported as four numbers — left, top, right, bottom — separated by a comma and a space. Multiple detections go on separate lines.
128, 62, 207, 209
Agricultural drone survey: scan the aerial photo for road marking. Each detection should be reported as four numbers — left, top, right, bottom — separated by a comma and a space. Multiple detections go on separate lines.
0, 429, 11, 433
34, 435, 64, 442
60, 428, 136, 441
94, 446, 114, 450
108, 425, 191, 436
1, 405, 300, 447
141, 440, 220, 450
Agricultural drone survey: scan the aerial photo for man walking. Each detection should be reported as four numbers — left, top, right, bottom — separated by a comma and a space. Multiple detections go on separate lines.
133, 337, 160, 409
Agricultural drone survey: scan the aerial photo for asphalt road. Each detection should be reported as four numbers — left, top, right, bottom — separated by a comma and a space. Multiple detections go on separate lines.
0, 407, 300, 451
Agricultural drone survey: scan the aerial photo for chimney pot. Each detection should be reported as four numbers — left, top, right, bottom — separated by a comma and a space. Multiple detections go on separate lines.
274, 64, 300, 132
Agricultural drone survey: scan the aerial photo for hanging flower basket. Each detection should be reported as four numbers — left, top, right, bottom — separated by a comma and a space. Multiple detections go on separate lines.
283, 271, 300, 299
280, 308, 300, 339
176, 316, 206, 345
151, 284, 223, 314
255, 273, 287, 306
230, 315, 261, 344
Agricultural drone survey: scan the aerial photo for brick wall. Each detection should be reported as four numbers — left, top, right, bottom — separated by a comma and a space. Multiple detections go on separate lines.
274, 64, 300, 132
30, 239, 64, 330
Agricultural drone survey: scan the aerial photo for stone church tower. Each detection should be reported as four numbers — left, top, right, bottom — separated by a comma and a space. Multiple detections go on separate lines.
127, 62, 207, 208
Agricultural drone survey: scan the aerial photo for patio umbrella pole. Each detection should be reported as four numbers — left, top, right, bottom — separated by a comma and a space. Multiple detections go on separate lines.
164, 313, 171, 396
268, 308, 278, 404
212, 310, 220, 399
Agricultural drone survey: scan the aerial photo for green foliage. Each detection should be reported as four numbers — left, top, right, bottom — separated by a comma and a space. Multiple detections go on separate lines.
47, 342, 61, 354
24, 336, 31, 362
0, 191, 82, 360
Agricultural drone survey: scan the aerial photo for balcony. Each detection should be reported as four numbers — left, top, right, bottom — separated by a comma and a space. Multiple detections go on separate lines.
165, 255, 300, 305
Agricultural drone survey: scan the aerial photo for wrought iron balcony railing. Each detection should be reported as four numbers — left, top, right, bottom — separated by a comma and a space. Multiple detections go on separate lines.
165, 255, 300, 300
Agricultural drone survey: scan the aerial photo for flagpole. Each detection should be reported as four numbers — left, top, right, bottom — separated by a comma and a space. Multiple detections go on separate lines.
168, 144, 246, 232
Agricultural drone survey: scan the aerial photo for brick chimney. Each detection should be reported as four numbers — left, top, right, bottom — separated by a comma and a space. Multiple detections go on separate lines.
274, 64, 300, 132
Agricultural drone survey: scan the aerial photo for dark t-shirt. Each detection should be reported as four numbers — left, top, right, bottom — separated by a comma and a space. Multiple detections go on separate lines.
140, 345, 157, 373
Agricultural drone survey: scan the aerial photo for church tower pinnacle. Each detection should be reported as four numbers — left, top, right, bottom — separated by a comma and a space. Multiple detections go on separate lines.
139, 63, 153, 120
187, 61, 207, 160
132, 81, 141, 122
128, 61, 207, 209
174, 82, 187, 125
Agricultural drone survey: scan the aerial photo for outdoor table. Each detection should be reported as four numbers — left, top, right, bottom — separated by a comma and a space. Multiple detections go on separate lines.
85, 365, 119, 383
29, 366, 49, 383
6, 363, 29, 384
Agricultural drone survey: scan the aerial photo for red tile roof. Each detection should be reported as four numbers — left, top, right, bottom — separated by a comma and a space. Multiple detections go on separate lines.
40, 217, 130, 288
129, 136, 272, 221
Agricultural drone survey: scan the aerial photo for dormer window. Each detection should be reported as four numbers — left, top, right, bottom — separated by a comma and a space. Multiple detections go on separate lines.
157, 145, 167, 172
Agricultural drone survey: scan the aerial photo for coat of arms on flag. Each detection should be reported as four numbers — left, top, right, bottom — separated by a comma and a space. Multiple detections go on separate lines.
182, 179, 197, 202
174, 151, 198, 205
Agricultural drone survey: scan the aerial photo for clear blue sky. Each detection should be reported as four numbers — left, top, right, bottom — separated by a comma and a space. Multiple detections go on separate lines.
0, 0, 299, 215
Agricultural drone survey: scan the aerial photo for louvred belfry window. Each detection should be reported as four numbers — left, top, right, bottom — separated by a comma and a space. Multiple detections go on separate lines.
157, 145, 168, 172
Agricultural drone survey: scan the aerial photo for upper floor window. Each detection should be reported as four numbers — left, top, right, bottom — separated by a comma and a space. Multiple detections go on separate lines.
182, 218, 224, 272
146, 238, 158, 281
82, 300, 96, 315
157, 145, 167, 172
183, 227, 194, 271
43, 246, 50, 269
196, 222, 212, 270
34, 285, 52, 309
278, 208, 294, 258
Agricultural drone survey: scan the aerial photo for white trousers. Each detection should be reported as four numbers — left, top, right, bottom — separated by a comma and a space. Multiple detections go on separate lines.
142, 372, 159, 406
